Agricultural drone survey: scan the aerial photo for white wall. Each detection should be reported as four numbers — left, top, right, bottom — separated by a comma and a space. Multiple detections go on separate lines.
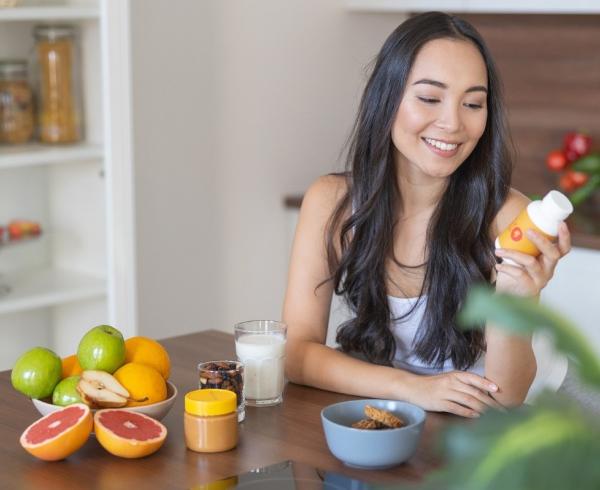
130, 0, 406, 339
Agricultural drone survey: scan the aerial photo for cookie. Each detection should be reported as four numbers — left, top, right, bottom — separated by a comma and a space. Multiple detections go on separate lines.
351, 418, 384, 430
364, 405, 405, 428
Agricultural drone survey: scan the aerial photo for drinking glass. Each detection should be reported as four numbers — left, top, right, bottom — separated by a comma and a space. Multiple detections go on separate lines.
234, 320, 287, 406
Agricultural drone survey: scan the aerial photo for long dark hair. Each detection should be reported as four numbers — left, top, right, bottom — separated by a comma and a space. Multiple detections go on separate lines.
325, 12, 512, 369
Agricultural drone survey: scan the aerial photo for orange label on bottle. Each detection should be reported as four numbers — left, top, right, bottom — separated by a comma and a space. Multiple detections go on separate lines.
510, 227, 523, 242
498, 209, 554, 256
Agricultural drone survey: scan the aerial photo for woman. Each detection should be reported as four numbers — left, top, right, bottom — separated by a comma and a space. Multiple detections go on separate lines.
282, 12, 571, 418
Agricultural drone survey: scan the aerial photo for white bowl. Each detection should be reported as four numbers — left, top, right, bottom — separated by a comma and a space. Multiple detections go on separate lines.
32, 380, 178, 421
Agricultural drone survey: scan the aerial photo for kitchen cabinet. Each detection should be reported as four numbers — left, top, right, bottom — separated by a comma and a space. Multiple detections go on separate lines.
347, 0, 600, 14
0, 0, 136, 370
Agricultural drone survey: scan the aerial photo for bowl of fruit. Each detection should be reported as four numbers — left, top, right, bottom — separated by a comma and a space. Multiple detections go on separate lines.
11, 326, 177, 421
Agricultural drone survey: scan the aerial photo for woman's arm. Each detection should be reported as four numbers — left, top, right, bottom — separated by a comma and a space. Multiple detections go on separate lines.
484, 325, 536, 407
283, 175, 413, 398
284, 176, 502, 417
488, 189, 572, 406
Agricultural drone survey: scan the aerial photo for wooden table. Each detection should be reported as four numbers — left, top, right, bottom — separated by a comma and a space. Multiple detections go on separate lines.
0, 330, 458, 489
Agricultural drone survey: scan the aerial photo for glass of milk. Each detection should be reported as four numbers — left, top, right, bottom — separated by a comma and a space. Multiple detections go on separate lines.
234, 320, 287, 407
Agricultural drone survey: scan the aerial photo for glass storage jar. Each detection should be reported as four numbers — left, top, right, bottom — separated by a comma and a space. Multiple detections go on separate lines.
0, 60, 34, 144
34, 25, 81, 143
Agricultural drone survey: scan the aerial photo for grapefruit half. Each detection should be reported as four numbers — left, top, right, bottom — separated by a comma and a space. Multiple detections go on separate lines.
94, 409, 167, 458
20, 403, 93, 461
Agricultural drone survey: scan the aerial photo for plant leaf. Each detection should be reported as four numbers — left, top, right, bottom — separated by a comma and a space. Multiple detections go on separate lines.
458, 286, 600, 389
418, 395, 600, 490
572, 153, 600, 174
569, 174, 600, 206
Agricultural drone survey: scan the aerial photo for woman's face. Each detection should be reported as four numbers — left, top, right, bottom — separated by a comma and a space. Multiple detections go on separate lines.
391, 38, 488, 180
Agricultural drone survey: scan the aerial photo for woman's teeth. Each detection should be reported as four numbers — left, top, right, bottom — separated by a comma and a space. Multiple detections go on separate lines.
424, 138, 458, 151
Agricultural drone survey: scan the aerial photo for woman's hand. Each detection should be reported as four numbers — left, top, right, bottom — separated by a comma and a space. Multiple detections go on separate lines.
494, 222, 571, 297
405, 371, 504, 418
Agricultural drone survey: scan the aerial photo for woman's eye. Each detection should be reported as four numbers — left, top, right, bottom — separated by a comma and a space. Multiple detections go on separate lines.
417, 96, 439, 104
464, 103, 483, 110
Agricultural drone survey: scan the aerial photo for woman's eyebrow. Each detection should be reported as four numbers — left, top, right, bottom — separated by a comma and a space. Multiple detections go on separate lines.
412, 78, 488, 94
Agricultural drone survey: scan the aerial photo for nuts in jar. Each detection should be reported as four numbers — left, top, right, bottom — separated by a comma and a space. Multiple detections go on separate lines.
198, 361, 244, 422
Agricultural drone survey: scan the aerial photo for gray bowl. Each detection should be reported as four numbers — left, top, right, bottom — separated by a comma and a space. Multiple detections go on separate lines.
321, 399, 426, 469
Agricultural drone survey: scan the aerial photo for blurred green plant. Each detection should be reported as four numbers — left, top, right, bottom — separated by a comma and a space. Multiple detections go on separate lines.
387, 286, 600, 490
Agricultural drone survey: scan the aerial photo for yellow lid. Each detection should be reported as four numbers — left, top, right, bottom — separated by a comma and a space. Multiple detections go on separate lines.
190, 476, 238, 489
185, 389, 237, 416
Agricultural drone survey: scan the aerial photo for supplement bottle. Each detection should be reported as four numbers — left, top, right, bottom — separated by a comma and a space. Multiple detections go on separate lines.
496, 190, 573, 262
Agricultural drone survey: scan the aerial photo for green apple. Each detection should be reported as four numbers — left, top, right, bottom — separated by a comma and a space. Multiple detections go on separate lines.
11, 347, 62, 399
77, 325, 126, 373
52, 375, 82, 406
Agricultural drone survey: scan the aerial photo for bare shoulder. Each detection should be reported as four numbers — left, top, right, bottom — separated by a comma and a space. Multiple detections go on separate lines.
301, 173, 349, 221
491, 188, 531, 237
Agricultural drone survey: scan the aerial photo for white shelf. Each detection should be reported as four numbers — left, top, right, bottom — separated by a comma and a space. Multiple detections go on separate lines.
0, 5, 99, 22
346, 0, 600, 14
0, 143, 103, 169
0, 267, 106, 315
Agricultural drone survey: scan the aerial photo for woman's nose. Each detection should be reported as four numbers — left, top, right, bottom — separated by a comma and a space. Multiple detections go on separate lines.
434, 103, 463, 132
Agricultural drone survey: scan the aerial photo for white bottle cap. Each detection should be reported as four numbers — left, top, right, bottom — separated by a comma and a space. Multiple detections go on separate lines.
540, 190, 573, 222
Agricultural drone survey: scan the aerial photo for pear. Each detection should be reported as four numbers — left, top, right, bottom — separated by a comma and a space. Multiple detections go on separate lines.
76, 370, 148, 408
76, 370, 129, 408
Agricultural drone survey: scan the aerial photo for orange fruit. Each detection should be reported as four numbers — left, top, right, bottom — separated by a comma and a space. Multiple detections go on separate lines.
124, 336, 171, 380
113, 362, 167, 407
61, 354, 83, 378
20, 403, 93, 461
94, 409, 167, 458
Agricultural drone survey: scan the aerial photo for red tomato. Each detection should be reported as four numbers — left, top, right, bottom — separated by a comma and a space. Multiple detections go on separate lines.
564, 148, 580, 164
564, 132, 592, 159
559, 173, 577, 193
546, 149, 568, 172
566, 170, 589, 188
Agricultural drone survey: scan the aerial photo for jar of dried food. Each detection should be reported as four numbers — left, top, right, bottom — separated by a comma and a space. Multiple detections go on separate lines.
0, 60, 34, 144
198, 360, 245, 422
34, 25, 81, 143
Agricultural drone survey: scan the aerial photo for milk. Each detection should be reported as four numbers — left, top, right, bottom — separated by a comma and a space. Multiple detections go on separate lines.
235, 333, 286, 405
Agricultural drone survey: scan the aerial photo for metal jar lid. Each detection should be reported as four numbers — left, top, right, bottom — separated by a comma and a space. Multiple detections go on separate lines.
0, 60, 28, 79
34, 25, 76, 41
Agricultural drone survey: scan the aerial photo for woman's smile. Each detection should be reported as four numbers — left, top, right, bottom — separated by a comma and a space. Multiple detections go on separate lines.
421, 137, 462, 158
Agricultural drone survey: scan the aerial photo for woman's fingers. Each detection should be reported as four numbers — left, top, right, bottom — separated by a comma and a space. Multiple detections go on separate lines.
449, 391, 489, 414
557, 222, 572, 256
525, 229, 562, 275
457, 383, 505, 411
457, 372, 498, 393
444, 401, 480, 418
455, 373, 504, 410
495, 248, 540, 271
495, 262, 528, 281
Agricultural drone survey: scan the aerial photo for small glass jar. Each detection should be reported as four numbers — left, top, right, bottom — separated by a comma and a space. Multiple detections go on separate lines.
34, 25, 81, 143
198, 360, 245, 422
0, 60, 34, 144
184, 389, 238, 453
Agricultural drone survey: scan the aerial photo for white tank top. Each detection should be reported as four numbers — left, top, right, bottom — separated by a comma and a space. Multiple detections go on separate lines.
388, 295, 485, 376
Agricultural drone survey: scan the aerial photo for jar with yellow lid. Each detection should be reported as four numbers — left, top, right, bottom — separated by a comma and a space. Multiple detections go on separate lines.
184, 389, 238, 453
